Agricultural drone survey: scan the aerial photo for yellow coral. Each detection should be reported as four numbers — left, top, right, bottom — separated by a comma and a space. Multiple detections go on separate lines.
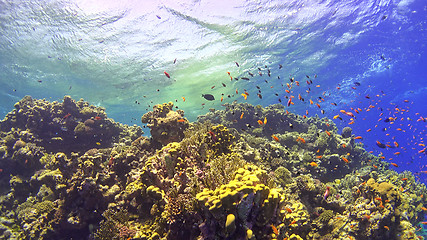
196, 165, 286, 238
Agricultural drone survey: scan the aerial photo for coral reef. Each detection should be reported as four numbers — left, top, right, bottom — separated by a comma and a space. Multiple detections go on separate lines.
0, 97, 426, 240
141, 102, 189, 146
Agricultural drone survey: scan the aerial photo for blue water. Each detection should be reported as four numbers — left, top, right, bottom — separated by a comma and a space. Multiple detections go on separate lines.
0, 0, 425, 181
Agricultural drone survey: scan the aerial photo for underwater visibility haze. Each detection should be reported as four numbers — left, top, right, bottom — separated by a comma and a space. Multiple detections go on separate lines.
0, 0, 426, 239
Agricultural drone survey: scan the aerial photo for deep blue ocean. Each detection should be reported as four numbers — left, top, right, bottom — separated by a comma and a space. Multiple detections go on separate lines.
0, 0, 425, 179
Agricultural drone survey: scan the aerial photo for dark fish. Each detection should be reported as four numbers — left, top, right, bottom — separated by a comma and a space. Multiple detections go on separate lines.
384, 118, 390, 123
235, 62, 240, 67
381, 15, 387, 20
248, 72, 254, 77
256, 86, 260, 89
275, 93, 278, 96
306, 75, 310, 78
257, 93, 262, 99
354, 82, 361, 86
222, 83, 226, 87
156, 15, 161, 19
380, 55, 386, 60
202, 94, 215, 101
241, 77, 250, 81
376, 141, 386, 148
279, 64, 283, 69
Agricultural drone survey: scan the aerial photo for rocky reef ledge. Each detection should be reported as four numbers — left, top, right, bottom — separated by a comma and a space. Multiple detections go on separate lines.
0, 97, 425, 240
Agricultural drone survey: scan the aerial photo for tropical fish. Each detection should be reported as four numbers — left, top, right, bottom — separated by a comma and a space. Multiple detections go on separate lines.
202, 94, 215, 101
376, 141, 386, 148
309, 162, 318, 167
241, 93, 248, 100
164, 71, 171, 78
272, 135, 279, 142
323, 186, 330, 200
271, 224, 278, 235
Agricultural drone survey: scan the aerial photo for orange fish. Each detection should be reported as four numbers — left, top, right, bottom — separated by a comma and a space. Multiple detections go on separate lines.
384, 226, 390, 231
342, 144, 346, 148
310, 99, 314, 105
177, 119, 186, 122
316, 103, 321, 108
310, 162, 318, 167
401, 178, 408, 181
394, 152, 401, 155
373, 165, 378, 169
289, 220, 297, 226
342, 157, 349, 163
182, 96, 186, 102
390, 163, 399, 167
333, 115, 340, 119
241, 93, 248, 100
421, 207, 427, 211
284, 207, 293, 213
240, 112, 244, 119
296, 137, 306, 143
220, 96, 223, 102
325, 131, 331, 136
316, 156, 323, 159
354, 136, 363, 139
257, 120, 264, 125
236, 88, 238, 94
164, 71, 171, 78
272, 135, 279, 142
264, 117, 267, 125
271, 224, 278, 235
366, 129, 372, 132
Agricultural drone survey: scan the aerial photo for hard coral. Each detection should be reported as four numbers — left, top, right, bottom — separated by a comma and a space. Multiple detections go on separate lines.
141, 102, 189, 145
196, 165, 285, 239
